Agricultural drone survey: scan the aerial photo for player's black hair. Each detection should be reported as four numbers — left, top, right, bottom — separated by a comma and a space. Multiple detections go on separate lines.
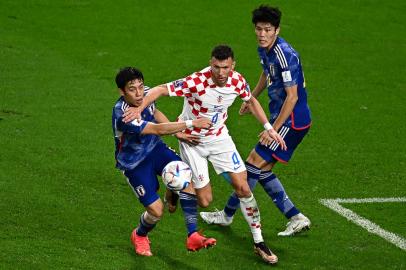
211, 45, 234, 60
252, 5, 282, 28
115, 67, 144, 90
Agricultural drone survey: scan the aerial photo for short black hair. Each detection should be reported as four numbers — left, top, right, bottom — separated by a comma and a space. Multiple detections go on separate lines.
211, 45, 234, 60
252, 5, 282, 28
115, 67, 144, 90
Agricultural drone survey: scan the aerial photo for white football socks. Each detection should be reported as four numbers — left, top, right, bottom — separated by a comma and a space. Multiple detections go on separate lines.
239, 194, 263, 243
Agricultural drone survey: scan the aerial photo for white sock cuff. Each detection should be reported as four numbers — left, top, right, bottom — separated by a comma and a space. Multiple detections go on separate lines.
143, 211, 161, 224
239, 193, 254, 203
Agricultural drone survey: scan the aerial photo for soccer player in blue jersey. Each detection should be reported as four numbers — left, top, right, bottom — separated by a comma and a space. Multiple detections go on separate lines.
200, 5, 312, 236
112, 67, 216, 256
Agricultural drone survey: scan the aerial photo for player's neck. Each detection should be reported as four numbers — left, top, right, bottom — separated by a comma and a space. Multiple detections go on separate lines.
213, 79, 227, 87
265, 36, 278, 52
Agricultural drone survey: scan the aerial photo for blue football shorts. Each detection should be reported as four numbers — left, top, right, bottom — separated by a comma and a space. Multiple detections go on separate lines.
255, 125, 310, 164
123, 142, 181, 207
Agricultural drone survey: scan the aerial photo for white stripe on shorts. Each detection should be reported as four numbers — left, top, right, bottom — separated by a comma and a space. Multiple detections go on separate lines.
269, 126, 290, 151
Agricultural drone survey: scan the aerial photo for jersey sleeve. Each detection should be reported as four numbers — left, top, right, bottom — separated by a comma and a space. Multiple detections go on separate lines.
166, 77, 191, 97
281, 52, 301, 88
232, 74, 252, 102
239, 81, 252, 102
113, 106, 148, 134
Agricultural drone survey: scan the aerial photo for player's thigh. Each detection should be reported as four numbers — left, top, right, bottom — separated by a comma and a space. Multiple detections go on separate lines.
179, 142, 210, 190
152, 142, 182, 176
255, 126, 310, 164
246, 149, 272, 169
124, 160, 160, 208
209, 149, 246, 175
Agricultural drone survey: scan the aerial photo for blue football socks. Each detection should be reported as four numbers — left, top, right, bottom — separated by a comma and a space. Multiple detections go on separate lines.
179, 191, 198, 236
259, 170, 299, 218
136, 212, 156, 236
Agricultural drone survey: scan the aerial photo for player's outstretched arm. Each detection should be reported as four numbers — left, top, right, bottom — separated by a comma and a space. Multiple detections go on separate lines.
141, 118, 212, 136
240, 71, 267, 115
153, 108, 170, 124
154, 109, 201, 145
122, 85, 169, 123
245, 96, 270, 126
271, 85, 298, 131
246, 96, 287, 150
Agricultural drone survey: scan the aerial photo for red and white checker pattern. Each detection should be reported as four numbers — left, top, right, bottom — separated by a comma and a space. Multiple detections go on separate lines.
167, 67, 251, 141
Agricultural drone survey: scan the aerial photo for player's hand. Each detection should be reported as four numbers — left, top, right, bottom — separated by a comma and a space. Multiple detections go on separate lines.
175, 132, 201, 146
192, 118, 212, 129
239, 102, 251, 115
123, 107, 141, 123
258, 129, 287, 151
267, 128, 287, 150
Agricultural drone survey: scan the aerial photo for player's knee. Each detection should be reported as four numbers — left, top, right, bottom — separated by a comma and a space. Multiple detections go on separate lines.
197, 196, 212, 208
234, 184, 252, 198
147, 200, 164, 219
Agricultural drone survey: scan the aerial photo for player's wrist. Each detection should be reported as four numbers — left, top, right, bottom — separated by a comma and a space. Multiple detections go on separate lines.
264, 122, 273, 131
185, 120, 193, 128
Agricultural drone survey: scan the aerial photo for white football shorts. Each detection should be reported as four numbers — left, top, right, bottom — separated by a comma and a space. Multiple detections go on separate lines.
179, 136, 246, 189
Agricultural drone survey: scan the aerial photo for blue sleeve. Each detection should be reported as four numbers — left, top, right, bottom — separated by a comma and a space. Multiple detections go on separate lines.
113, 106, 148, 135
282, 52, 301, 88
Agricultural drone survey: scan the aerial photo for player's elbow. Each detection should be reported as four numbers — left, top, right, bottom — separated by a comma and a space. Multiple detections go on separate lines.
287, 94, 298, 104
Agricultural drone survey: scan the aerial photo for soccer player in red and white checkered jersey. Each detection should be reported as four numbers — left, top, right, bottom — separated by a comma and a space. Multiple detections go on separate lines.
123, 45, 285, 264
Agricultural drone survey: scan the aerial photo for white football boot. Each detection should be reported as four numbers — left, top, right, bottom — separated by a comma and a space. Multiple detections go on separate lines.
200, 209, 233, 226
277, 213, 311, 236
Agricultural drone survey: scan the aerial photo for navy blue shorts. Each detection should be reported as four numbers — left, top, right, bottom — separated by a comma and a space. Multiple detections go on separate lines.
255, 126, 309, 164
124, 142, 181, 207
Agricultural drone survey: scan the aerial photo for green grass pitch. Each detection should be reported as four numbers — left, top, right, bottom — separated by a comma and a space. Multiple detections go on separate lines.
1, 0, 405, 269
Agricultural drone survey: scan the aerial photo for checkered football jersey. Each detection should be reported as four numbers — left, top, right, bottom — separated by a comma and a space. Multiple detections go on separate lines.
166, 67, 251, 142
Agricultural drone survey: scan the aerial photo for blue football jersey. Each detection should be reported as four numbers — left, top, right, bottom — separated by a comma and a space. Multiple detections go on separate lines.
258, 37, 311, 129
112, 87, 161, 170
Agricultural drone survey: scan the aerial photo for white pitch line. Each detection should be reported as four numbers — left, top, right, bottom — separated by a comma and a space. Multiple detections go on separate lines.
320, 198, 406, 251
329, 197, 406, 204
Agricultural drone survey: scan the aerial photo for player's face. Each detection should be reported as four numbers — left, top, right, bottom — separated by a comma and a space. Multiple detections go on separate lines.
120, 79, 144, 107
255, 22, 279, 50
210, 57, 235, 87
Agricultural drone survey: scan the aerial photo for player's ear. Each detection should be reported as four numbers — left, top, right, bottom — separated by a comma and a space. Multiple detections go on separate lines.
118, 88, 125, 96
275, 27, 280, 35
232, 61, 236, 70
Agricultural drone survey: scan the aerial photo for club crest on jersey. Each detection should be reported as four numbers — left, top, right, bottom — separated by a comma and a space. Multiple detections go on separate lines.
269, 64, 276, 77
217, 95, 223, 103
